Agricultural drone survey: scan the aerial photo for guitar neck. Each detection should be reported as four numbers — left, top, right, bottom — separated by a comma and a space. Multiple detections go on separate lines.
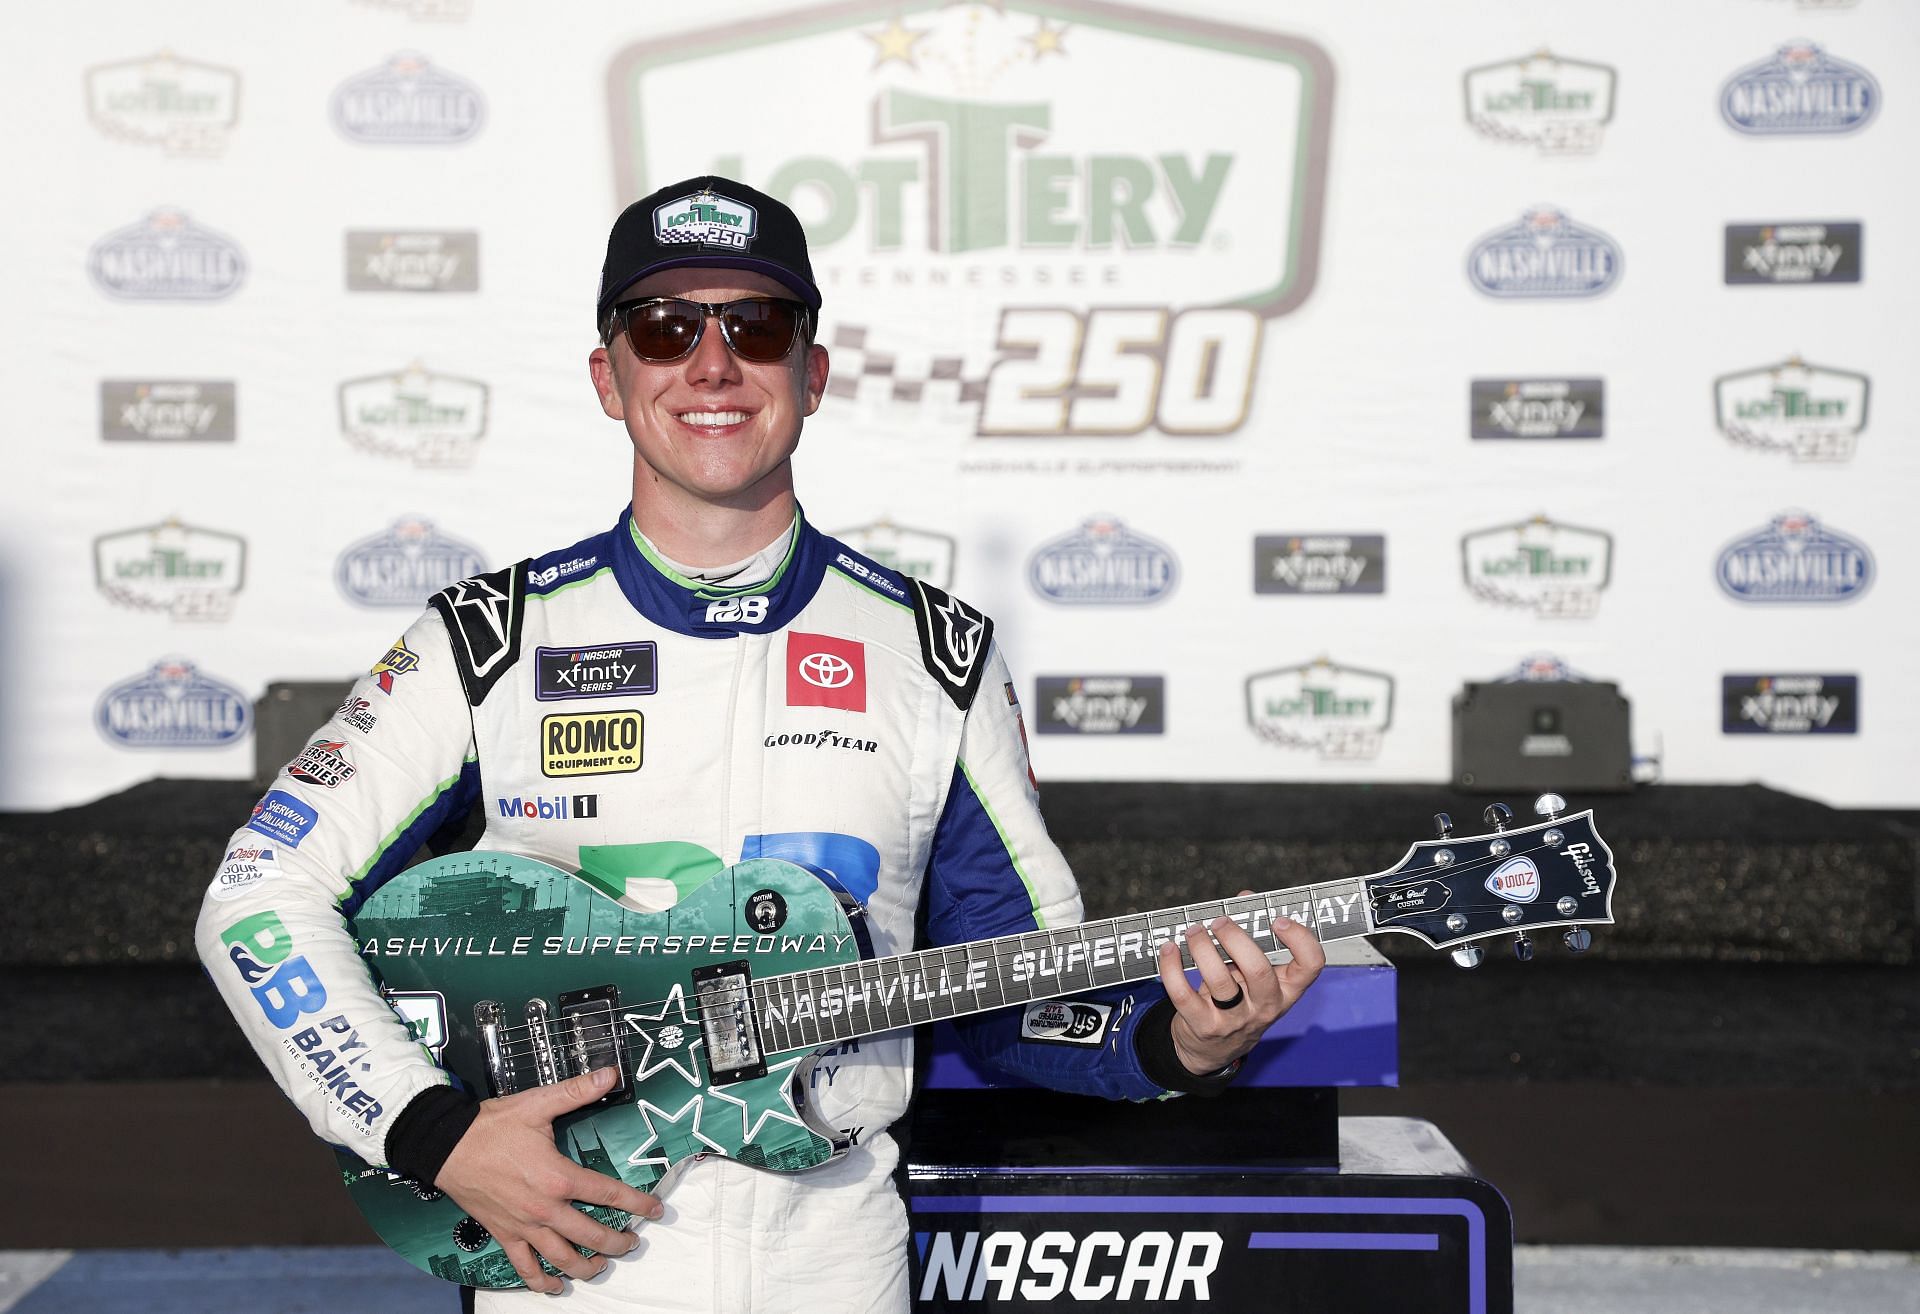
748, 879, 1371, 1053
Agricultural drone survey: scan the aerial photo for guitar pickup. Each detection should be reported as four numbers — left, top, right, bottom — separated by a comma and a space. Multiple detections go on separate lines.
558, 985, 629, 1101
692, 961, 765, 1086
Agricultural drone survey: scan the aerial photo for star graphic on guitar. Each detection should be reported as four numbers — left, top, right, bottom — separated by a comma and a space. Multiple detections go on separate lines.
706, 1053, 811, 1146
621, 983, 706, 1087
623, 1094, 728, 1171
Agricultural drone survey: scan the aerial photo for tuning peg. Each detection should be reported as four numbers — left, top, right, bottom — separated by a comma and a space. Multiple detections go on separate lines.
1513, 934, 1534, 962
1433, 812, 1454, 839
1563, 928, 1592, 953
1450, 944, 1485, 970
1533, 792, 1566, 821
1483, 803, 1513, 832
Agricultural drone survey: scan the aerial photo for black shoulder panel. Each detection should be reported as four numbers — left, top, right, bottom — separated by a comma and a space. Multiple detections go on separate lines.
428, 562, 528, 708
909, 578, 994, 711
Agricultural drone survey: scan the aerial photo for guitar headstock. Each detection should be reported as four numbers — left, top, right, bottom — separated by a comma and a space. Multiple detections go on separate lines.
1362, 794, 1616, 966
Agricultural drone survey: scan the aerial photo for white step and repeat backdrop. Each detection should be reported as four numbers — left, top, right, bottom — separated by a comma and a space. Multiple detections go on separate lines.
3, 0, 1915, 810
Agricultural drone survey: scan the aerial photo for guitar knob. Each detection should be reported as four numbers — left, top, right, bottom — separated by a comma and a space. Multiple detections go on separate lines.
1483, 802, 1513, 832
1450, 944, 1485, 970
1533, 792, 1566, 820
1563, 927, 1592, 953
1513, 934, 1534, 962
1433, 811, 1454, 839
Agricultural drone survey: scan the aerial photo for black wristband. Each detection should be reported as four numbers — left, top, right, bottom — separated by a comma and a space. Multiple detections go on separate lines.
1131, 998, 1242, 1096
385, 1083, 481, 1186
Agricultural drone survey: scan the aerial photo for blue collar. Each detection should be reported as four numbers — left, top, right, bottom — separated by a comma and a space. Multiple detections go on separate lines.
608, 506, 827, 638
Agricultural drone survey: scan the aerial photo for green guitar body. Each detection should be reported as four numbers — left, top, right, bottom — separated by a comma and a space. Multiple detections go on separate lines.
337, 852, 862, 1288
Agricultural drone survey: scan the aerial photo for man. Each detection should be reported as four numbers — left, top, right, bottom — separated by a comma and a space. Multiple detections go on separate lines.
196, 177, 1324, 1310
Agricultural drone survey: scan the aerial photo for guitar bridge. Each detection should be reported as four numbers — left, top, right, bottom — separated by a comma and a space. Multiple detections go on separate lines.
692, 960, 765, 1086
558, 985, 629, 1100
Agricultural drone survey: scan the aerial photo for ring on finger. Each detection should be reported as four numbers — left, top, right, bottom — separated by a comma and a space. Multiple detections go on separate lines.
1210, 987, 1245, 1009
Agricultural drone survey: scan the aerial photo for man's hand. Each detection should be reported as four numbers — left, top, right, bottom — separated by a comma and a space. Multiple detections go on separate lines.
433, 1066, 664, 1294
1155, 897, 1326, 1077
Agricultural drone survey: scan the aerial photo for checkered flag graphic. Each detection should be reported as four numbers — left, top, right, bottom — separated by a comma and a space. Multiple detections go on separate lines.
822, 323, 989, 412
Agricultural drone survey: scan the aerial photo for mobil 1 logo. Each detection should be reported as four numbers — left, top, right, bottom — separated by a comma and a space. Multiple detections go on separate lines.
1723, 674, 1857, 735
1255, 535, 1384, 594
1035, 676, 1165, 735
1471, 378, 1603, 439
1726, 223, 1861, 285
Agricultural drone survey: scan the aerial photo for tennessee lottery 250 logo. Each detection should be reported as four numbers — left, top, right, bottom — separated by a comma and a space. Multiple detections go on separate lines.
608, 2, 1331, 440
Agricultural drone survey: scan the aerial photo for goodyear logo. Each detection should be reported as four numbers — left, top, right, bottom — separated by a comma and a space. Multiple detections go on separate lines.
542, 710, 643, 777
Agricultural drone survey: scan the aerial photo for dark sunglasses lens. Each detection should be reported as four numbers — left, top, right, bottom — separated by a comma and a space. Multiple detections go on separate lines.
721, 301, 801, 362
627, 302, 703, 361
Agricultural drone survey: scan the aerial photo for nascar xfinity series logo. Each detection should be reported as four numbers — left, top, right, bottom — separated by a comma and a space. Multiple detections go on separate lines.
1254, 534, 1384, 594
1463, 51, 1615, 155
1462, 515, 1613, 618
338, 364, 489, 466
1470, 378, 1603, 439
86, 52, 239, 156
96, 659, 251, 749
331, 52, 484, 144
1725, 222, 1861, 285
335, 517, 486, 608
1720, 42, 1879, 135
346, 231, 480, 292
94, 518, 246, 621
100, 381, 236, 442
1716, 511, 1873, 604
89, 209, 246, 301
1245, 658, 1393, 760
1469, 207, 1620, 298
609, 4, 1331, 441
1714, 358, 1868, 462
1029, 518, 1178, 604
1723, 674, 1858, 735
1034, 676, 1165, 735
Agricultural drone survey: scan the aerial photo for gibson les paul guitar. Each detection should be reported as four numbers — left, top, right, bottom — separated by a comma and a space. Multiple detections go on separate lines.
329, 796, 1615, 1287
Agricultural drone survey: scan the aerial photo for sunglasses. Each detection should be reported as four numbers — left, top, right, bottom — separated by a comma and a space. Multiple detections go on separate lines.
602, 296, 811, 364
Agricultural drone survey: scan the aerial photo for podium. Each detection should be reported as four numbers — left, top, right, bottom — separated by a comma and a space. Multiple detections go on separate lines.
902, 942, 1513, 1313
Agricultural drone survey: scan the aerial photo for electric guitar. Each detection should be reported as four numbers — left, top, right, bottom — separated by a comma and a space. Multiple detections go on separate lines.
338, 795, 1616, 1287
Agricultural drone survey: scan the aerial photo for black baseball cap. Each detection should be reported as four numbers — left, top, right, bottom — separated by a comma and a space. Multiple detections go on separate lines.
596, 176, 822, 330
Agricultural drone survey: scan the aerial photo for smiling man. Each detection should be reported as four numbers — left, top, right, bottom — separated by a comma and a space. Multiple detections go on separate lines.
197, 177, 1323, 1312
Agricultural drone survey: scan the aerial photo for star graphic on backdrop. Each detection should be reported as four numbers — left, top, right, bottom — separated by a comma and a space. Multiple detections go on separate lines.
624, 1095, 728, 1170
1025, 17, 1069, 60
622, 984, 705, 1087
863, 17, 930, 70
706, 1054, 812, 1146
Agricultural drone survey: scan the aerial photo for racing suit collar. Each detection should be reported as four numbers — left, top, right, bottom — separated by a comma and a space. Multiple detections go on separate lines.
610, 505, 826, 637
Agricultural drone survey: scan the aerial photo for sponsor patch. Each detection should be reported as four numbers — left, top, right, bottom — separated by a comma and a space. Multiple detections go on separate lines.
1468, 207, 1620, 299
93, 519, 247, 621
1036, 675, 1166, 735
210, 845, 280, 902
331, 52, 485, 144
288, 739, 357, 789
89, 208, 246, 301
788, 633, 867, 712
100, 380, 236, 442
494, 794, 599, 822
431, 565, 526, 706
541, 710, 643, 777
345, 230, 479, 292
1470, 378, 1604, 439
1019, 1000, 1112, 1047
1720, 42, 1879, 136
1723, 674, 1859, 735
1462, 515, 1613, 618
336, 517, 486, 608
652, 188, 759, 251
96, 659, 251, 748
1254, 534, 1385, 594
1715, 511, 1874, 604
1245, 658, 1394, 760
764, 729, 879, 754
534, 643, 657, 701
336, 696, 379, 734
247, 791, 318, 848
1485, 856, 1541, 903
1029, 518, 1179, 604
528, 556, 600, 589
370, 639, 421, 694
1725, 222, 1861, 286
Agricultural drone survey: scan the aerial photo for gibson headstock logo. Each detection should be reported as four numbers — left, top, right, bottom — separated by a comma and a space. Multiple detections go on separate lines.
1561, 841, 1604, 900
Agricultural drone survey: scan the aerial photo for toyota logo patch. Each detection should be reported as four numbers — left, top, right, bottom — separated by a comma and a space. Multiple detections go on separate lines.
787, 632, 867, 711
800, 652, 853, 689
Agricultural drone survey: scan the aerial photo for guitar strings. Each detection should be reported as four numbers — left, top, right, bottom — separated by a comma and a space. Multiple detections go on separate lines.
474, 834, 1588, 1081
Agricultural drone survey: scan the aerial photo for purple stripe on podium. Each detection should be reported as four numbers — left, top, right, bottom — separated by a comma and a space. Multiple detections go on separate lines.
1249, 1231, 1439, 1251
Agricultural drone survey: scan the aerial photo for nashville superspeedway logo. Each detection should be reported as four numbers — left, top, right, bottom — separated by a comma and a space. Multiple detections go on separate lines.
608, 2, 1331, 440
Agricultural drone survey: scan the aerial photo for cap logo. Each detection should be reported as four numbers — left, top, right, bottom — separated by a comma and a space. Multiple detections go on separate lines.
653, 191, 758, 252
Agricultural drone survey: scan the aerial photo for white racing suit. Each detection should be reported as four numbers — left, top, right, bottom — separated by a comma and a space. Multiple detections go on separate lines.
196, 508, 1193, 1312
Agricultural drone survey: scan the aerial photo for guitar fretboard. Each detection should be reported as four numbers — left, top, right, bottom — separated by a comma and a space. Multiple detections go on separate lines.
749, 880, 1370, 1055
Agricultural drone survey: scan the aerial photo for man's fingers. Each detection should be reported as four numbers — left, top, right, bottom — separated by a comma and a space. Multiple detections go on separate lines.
526, 1223, 606, 1283
1183, 921, 1241, 1005
1270, 916, 1327, 1000
528, 1065, 619, 1117
576, 1167, 664, 1223
502, 1238, 563, 1295
546, 1183, 647, 1256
